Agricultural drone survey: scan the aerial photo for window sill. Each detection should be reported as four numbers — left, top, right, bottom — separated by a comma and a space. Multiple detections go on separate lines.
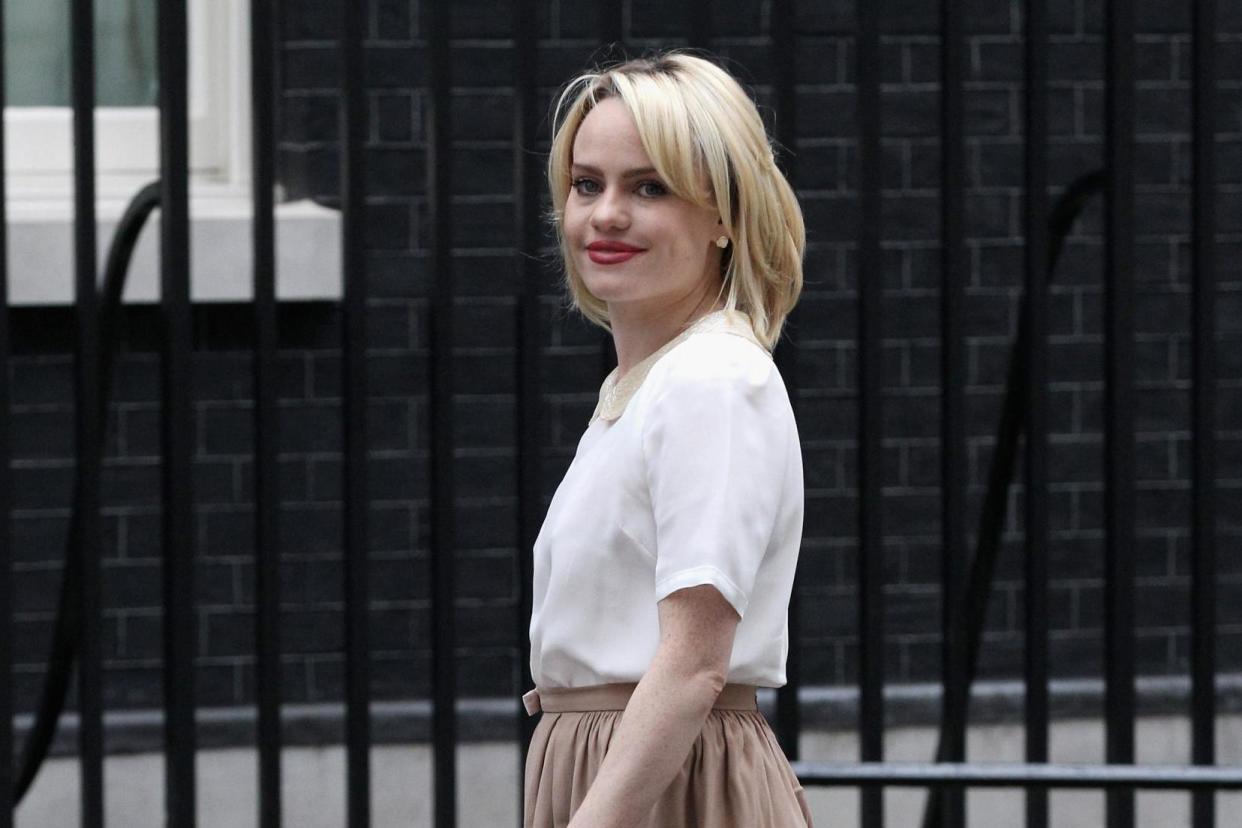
5, 177, 342, 305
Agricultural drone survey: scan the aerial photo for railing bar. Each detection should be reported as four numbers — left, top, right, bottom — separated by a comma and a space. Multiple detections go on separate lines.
425, 1, 458, 826
1190, 1, 1219, 826
1104, 1, 1137, 826
595, 0, 625, 301
601, 0, 623, 49
1022, 0, 1052, 825
249, 0, 282, 824
687, 0, 710, 51
792, 762, 1242, 790
856, 0, 885, 825
934, 0, 968, 825
340, 0, 371, 825
514, 0, 540, 825
69, 0, 103, 824
0, 0, 14, 823
596, 3, 621, 394
157, 0, 197, 823
917, 166, 1104, 828
770, 0, 802, 763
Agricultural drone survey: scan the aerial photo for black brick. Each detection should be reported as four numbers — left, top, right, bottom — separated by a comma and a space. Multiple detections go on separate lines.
281, 609, 344, 655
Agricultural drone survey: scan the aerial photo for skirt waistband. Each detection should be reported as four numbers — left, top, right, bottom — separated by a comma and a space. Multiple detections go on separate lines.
522, 682, 758, 716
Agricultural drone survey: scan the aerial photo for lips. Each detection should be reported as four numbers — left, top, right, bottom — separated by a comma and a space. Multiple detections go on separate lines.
586, 240, 645, 265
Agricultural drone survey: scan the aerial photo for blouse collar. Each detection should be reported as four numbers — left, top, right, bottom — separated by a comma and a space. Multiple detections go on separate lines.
589, 308, 767, 425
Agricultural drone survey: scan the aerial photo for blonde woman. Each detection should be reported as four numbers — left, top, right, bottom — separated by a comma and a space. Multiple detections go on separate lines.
523, 50, 812, 828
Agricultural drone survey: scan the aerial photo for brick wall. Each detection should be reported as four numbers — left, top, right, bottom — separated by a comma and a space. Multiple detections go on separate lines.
6, 0, 1240, 717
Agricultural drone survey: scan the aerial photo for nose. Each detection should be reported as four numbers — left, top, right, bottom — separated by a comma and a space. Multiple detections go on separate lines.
589, 186, 629, 231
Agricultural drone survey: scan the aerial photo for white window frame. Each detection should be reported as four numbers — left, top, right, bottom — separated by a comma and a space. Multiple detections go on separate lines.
3, 0, 343, 305
4, 0, 246, 192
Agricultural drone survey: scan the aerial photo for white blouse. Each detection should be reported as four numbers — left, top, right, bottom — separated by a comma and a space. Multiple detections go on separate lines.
528, 308, 805, 690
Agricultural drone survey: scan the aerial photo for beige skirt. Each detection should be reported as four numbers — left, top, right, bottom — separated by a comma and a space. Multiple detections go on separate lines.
522, 682, 814, 827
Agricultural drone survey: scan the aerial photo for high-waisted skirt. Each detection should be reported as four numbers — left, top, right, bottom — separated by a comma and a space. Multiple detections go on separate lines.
522, 682, 814, 827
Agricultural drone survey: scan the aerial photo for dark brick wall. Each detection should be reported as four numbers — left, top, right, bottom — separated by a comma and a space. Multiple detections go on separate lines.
5, 0, 1241, 716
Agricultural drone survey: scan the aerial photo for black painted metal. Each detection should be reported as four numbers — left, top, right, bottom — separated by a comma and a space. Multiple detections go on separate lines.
908, 172, 1105, 817
339, 1, 371, 825
514, 1, 541, 826
597, 4, 622, 399
425, 1, 458, 826
250, 0, 282, 824
793, 762, 1242, 790
601, 0, 623, 49
0, 0, 10, 821
913, 3, 1060, 827
69, 0, 103, 824
1190, 2, 1219, 827
769, 0, 802, 763
854, 3, 884, 824
855, 1, 885, 825
934, 0, 968, 823
687, 0, 710, 51
1104, 2, 1137, 826
1022, 1, 1051, 825
157, 0, 198, 821
13, 184, 161, 806
3, 3, 1231, 826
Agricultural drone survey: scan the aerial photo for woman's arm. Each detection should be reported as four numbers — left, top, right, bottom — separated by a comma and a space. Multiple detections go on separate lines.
567, 583, 741, 828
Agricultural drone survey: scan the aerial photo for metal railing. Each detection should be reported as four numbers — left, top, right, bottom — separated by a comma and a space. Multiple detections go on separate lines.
0, 1, 1227, 828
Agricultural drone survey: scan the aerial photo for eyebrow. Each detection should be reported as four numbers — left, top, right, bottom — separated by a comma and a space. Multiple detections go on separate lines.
570, 164, 659, 178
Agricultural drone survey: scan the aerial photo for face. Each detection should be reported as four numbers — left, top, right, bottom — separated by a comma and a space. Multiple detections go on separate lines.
563, 97, 724, 318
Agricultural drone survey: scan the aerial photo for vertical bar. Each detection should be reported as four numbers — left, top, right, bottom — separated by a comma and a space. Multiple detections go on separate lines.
69, 0, 103, 824
770, 0, 803, 761
600, 0, 623, 49
157, 0, 197, 823
0, 0, 13, 823
513, 0, 539, 824
250, 0, 282, 824
687, 0, 710, 51
1104, 1, 1136, 826
340, 0, 371, 825
425, 0, 458, 825
597, 0, 623, 374
1023, 1, 1051, 826
856, 1, 885, 825
938, 0, 967, 823
1190, 1, 1218, 826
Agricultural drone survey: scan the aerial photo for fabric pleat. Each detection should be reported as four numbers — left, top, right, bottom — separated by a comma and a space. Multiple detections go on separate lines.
523, 701, 813, 827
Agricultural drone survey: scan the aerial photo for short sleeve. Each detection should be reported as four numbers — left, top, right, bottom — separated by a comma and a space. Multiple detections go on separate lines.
640, 339, 792, 620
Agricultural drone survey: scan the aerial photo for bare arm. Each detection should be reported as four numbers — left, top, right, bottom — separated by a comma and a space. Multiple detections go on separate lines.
566, 584, 740, 828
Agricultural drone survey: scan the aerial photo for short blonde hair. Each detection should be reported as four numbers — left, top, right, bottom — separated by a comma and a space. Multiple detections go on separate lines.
547, 50, 805, 352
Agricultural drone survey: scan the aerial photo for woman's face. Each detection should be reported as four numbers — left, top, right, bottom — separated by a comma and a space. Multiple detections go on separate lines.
564, 97, 723, 316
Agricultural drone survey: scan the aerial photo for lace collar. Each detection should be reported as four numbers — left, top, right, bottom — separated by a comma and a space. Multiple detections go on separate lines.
589, 308, 767, 425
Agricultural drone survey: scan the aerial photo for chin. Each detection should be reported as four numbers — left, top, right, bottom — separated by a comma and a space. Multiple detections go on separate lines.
580, 274, 632, 300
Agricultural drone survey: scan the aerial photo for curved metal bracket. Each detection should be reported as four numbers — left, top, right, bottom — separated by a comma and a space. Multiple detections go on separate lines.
13, 180, 162, 804
919, 169, 1107, 828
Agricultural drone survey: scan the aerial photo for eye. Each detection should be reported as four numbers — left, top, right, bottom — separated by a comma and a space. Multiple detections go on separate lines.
571, 177, 600, 196
637, 180, 667, 197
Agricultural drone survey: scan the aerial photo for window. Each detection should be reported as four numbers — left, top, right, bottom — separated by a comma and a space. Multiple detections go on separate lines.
3, 0, 342, 305
4, 0, 246, 191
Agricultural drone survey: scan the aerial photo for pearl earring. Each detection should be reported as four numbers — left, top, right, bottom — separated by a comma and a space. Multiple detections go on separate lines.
715, 235, 729, 249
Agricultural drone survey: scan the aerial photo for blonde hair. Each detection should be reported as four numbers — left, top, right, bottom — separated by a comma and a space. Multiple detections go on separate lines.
546, 50, 805, 352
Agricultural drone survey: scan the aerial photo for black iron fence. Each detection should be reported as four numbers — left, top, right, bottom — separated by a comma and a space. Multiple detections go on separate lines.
0, 1, 1234, 827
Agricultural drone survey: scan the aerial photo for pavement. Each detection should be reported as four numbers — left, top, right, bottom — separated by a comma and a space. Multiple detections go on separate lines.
16, 714, 1242, 826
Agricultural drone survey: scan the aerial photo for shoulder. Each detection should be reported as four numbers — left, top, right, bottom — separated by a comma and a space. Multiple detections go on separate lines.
637, 330, 791, 430
651, 330, 777, 391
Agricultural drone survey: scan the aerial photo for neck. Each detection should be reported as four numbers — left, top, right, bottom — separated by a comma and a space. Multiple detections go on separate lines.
608, 287, 726, 378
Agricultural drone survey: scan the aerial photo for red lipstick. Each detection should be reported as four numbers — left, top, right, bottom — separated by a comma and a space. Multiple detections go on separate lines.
586, 240, 645, 265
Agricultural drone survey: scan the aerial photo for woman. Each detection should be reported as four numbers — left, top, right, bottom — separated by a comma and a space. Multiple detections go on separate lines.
523, 50, 811, 828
